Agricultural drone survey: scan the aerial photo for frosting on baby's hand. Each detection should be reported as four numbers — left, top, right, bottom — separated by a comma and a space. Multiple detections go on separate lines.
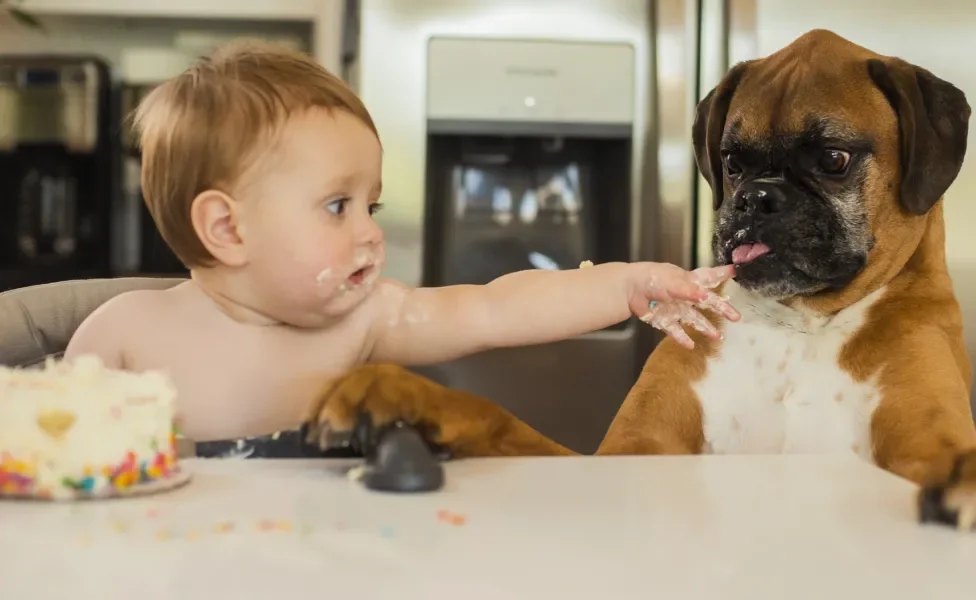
640, 293, 732, 349
639, 265, 738, 349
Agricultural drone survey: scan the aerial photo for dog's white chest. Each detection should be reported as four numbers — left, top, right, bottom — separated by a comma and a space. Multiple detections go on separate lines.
694, 282, 885, 462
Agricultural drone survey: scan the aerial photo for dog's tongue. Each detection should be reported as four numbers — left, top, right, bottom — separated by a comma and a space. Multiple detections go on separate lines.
732, 242, 771, 265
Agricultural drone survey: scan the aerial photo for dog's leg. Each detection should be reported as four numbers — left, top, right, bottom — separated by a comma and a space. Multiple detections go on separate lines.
877, 411, 976, 531
597, 335, 710, 455
918, 451, 976, 531
868, 343, 976, 530
303, 364, 575, 458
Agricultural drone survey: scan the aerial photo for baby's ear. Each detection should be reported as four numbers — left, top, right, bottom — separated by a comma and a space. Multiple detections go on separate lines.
190, 190, 248, 267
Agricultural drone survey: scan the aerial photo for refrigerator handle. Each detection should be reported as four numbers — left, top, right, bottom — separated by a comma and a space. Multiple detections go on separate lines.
694, 0, 730, 268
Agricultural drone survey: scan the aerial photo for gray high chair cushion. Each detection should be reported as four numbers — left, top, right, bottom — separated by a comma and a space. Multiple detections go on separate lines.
0, 277, 185, 368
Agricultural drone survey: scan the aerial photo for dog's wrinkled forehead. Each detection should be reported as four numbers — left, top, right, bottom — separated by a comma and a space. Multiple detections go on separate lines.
721, 114, 875, 164
724, 32, 898, 152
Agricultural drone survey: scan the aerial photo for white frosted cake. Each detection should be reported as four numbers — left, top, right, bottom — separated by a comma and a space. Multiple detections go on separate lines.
0, 355, 180, 500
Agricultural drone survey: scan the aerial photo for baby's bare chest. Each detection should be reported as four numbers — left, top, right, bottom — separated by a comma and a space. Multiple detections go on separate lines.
128, 319, 365, 441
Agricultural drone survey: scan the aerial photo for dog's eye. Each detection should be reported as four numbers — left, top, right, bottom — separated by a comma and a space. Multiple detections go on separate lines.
818, 149, 851, 174
722, 152, 743, 176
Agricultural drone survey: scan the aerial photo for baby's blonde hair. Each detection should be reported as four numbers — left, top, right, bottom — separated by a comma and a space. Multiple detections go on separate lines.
132, 40, 377, 268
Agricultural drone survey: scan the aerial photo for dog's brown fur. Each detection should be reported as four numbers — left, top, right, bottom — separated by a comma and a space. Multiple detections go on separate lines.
305, 29, 976, 527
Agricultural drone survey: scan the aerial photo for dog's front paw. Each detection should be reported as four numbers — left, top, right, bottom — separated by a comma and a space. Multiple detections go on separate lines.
301, 364, 454, 457
919, 450, 976, 531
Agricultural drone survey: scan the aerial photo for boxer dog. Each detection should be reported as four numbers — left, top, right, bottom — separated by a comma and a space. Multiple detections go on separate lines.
304, 29, 976, 529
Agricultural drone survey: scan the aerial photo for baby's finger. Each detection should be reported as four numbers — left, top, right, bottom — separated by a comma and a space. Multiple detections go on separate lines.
681, 309, 720, 340
691, 265, 736, 289
697, 291, 741, 321
665, 323, 696, 350
638, 302, 696, 349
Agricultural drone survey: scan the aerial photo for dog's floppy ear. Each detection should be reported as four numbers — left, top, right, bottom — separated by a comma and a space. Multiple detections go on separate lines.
868, 58, 971, 215
693, 62, 749, 211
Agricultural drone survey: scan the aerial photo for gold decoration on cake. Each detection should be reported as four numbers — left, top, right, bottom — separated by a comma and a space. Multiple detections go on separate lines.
36, 409, 77, 440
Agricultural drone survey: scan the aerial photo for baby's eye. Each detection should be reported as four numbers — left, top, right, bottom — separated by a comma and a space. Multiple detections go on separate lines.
326, 198, 349, 216
369, 202, 385, 216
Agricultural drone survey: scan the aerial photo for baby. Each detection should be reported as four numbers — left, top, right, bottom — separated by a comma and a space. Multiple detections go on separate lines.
64, 41, 740, 443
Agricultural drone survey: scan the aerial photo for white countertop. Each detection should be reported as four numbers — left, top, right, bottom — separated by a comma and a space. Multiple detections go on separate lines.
1, 454, 974, 599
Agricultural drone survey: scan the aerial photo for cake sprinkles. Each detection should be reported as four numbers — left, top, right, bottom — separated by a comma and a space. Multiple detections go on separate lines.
0, 355, 184, 500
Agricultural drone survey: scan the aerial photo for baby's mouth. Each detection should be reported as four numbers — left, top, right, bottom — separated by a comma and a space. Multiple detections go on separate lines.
348, 265, 372, 286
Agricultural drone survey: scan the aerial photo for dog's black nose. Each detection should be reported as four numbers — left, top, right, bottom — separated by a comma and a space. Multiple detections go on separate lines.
733, 183, 787, 214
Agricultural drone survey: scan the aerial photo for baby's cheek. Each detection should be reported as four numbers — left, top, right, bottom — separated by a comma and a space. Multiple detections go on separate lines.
315, 266, 336, 288
296, 244, 349, 286
261, 248, 336, 297
313, 263, 347, 298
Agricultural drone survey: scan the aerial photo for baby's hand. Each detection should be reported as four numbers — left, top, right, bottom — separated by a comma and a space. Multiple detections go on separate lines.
626, 263, 740, 349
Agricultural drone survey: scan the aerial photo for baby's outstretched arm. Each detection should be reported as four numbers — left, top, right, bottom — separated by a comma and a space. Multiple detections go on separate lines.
365, 261, 739, 366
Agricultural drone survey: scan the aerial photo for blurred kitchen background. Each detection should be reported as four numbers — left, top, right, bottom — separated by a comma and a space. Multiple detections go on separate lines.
1, 0, 974, 453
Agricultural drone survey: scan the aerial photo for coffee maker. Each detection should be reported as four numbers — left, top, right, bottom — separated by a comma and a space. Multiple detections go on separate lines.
420, 37, 640, 452
0, 55, 118, 292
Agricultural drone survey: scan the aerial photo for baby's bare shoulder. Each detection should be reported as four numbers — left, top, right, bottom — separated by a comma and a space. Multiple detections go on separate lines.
65, 286, 182, 365
96, 285, 182, 322
361, 278, 409, 319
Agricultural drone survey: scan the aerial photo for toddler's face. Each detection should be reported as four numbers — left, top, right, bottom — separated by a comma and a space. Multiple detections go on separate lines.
237, 107, 386, 323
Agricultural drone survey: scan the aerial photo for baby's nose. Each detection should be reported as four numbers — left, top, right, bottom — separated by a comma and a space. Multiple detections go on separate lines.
356, 215, 384, 245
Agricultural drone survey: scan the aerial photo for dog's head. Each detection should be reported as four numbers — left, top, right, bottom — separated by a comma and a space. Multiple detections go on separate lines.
694, 29, 970, 306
